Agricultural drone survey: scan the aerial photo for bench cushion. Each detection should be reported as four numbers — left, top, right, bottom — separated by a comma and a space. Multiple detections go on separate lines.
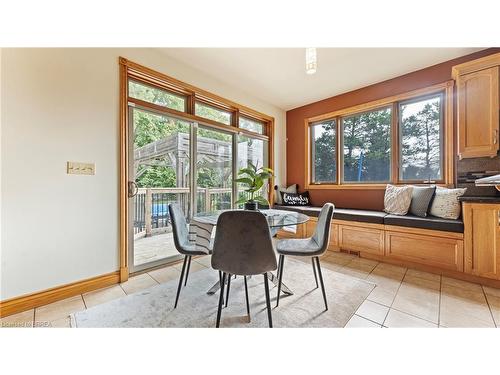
273, 204, 464, 233
333, 208, 387, 224
384, 214, 464, 233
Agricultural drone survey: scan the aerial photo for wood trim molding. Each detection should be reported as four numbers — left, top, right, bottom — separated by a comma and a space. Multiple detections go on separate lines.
0, 272, 120, 318
119, 60, 129, 283
128, 97, 270, 141
308, 80, 454, 123
120, 57, 274, 123
304, 80, 455, 189
451, 52, 500, 80
119, 57, 276, 279
443, 82, 455, 186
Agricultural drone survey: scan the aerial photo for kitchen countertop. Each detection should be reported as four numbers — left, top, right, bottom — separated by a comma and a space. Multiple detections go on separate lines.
459, 196, 500, 203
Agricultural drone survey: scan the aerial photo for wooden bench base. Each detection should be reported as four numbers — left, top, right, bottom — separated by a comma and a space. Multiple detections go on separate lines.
276, 216, 500, 288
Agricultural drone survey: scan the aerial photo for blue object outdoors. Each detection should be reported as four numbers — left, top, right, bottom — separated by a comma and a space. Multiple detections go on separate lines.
152, 203, 169, 216
357, 151, 364, 181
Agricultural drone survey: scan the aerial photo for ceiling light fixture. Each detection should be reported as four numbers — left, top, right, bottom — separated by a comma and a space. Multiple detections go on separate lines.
305, 47, 317, 75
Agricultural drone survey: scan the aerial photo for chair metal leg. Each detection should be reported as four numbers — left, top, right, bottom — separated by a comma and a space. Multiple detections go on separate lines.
263, 273, 273, 328
216, 272, 226, 328
277, 255, 283, 279
312, 257, 318, 288
225, 273, 232, 308
174, 255, 188, 308
244, 276, 250, 321
276, 254, 285, 307
184, 256, 192, 286
315, 257, 328, 311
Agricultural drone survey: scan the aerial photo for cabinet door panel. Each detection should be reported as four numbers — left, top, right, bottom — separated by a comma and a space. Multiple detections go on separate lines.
458, 67, 499, 158
385, 231, 464, 271
464, 203, 500, 279
338, 225, 384, 255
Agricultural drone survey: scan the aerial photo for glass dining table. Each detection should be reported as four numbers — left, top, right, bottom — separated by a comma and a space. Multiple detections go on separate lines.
193, 208, 310, 296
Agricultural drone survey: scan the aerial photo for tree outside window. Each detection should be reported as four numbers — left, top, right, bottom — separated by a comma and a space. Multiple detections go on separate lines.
342, 108, 392, 183
399, 95, 442, 181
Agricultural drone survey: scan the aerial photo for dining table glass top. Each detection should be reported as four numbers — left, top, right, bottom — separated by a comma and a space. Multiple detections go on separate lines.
193, 208, 309, 228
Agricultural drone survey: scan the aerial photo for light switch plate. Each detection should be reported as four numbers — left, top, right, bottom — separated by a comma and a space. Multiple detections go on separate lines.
67, 161, 95, 175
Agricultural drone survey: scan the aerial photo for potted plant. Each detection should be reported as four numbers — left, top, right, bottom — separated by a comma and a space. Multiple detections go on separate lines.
235, 162, 274, 210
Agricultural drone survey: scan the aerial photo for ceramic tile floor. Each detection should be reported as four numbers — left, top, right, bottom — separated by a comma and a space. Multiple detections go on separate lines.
2, 252, 499, 328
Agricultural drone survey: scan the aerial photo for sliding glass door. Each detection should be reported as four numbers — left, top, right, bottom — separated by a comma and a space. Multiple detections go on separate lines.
129, 108, 192, 272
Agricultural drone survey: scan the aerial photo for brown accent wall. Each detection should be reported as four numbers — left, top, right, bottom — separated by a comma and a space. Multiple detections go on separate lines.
286, 48, 500, 210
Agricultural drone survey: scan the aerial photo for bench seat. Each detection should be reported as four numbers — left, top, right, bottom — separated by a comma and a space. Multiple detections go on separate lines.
384, 214, 464, 233
273, 204, 463, 233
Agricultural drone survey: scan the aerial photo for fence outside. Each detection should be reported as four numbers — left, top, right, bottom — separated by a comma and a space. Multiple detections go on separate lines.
133, 187, 232, 237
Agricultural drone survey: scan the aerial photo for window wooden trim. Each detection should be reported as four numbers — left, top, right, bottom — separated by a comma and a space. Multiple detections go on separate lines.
305, 81, 454, 190
119, 57, 275, 282
397, 92, 447, 184
120, 57, 273, 136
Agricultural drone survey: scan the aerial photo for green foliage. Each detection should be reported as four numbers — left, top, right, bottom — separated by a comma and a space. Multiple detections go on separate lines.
234, 162, 274, 205
195, 102, 231, 125
313, 99, 442, 183
343, 108, 391, 182
129, 80, 185, 111
312, 121, 336, 182
401, 100, 441, 180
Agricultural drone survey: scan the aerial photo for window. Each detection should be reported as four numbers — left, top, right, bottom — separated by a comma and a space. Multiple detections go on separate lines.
196, 127, 233, 213
239, 116, 265, 134
195, 101, 232, 125
128, 80, 186, 112
342, 107, 391, 183
311, 120, 336, 183
306, 83, 451, 188
399, 94, 443, 182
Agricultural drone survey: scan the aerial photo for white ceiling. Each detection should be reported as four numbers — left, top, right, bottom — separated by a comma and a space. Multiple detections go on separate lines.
159, 48, 483, 111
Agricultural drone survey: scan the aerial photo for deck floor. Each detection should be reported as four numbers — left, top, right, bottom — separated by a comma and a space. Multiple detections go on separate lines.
134, 232, 179, 266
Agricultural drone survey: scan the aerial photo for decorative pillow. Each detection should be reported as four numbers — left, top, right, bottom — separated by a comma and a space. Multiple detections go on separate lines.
275, 184, 298, 205
281, 191, 310, 206
190, 220, 214, 254
409, 185, 436, 217
384, 184, 414, 215
429, 186, 467, 220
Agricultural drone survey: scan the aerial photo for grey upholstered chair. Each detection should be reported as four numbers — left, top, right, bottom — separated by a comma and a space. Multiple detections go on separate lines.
275, 203, 334, 310
211, 210, 277, 328
169, 203, 212, 308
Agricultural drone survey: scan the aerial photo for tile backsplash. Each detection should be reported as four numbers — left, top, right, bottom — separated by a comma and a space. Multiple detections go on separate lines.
457, 155, 500, 196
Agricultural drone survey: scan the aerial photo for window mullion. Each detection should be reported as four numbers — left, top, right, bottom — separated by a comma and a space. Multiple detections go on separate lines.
392, 102, 400, 184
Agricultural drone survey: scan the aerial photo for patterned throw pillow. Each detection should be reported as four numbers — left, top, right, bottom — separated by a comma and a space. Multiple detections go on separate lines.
384, 184, 414, 215
429, 186, 467, 220
281, 191, 310, 206
409, 185, 436, 217
275, 184, 298, 205
190, 220, 214, 254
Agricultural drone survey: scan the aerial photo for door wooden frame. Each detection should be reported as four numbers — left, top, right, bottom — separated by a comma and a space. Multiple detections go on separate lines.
119, 57, 275, 282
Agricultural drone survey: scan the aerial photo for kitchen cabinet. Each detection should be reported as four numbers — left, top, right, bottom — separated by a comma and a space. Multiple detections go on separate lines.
463, 202, 500, 280
453, 54, 500, 159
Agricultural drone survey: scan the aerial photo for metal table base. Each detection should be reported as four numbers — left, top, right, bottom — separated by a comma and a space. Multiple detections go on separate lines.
206, 272, 293, 296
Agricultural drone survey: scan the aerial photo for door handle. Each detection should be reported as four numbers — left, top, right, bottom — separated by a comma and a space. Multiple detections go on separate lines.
494, 129, 498, 144
128, 181, 138, 198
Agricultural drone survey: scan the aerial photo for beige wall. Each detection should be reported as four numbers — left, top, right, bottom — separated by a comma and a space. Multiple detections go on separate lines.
0, 48, 286, 300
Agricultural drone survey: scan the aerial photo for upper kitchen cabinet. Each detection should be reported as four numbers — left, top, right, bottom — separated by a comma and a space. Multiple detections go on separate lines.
453, 53, 500, 159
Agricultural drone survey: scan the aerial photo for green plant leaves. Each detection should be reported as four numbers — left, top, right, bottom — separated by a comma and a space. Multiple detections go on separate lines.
234, 177, 253, 186
253, 195, 269, 205
233, 164, 274, 205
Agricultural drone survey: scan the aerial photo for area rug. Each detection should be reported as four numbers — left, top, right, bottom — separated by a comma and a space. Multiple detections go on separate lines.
73, 258, 375, 328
